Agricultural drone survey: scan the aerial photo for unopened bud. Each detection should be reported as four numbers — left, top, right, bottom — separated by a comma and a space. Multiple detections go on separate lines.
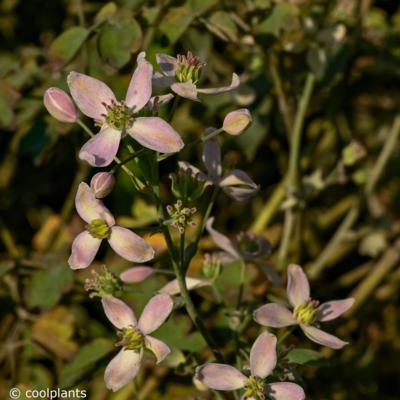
222, 108, 252, 135
43, 87, 78, 123
90, 172, 115, 198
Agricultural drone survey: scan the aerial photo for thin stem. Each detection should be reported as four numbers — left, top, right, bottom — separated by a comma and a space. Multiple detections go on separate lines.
110, 148, 146, 173
278, 326, 295, 345
277, 73, 316, 270
236, 260, 246, 309
0, 217, 20, 258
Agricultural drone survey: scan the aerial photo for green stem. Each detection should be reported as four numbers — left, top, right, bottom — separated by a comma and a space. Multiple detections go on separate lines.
278, 326, 295, 345
277, 73, 316, 271
236, 260, 246, 309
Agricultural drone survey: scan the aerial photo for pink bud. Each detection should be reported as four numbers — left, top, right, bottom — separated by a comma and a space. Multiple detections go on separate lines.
90, 172, 115, 198
222, 108, 252, 135
43, 87, 78, 123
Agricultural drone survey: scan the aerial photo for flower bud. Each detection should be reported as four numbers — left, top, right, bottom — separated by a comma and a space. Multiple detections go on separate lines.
43, 87, 78, 123
222, 108, 252, 135
170, 167, 207, 202
90, 172, 115, 198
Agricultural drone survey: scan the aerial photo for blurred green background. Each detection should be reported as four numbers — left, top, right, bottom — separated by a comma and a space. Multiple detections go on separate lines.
1, 0, 400, 399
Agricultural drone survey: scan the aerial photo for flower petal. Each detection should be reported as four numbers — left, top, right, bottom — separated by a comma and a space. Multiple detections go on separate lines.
67, 71, 115, 120
250, 331, 277, 379
125, 52, 153, 112
220, 169, 259, 202
108, 226, 155, 263
202, 138, 221, 181
300, 324, 348, 349
138, 294, 173, 335
156, 53, 177, 77
68, 230, 101, 270
317, 298, 354, 322
206, 217, 240, 259
266, 382, 305, 400
178, 161, 210, 183
75, 182, 115, 225
146, 94, 174, 112
197, 73, 240, 95
171, 81, 199, 101
144, 335, 170, 363
287, 264, 310, 307
43, 87, 78, 123
101, 295, 137, 329
104, 349, 142, 392
128, 117, 184, 153
159, 277, 211, 296
195, 363, 246, 391
120, 266, 155, 283
152, 71, 175, 87
253, 303, 297, 328
79, 125, 121, 167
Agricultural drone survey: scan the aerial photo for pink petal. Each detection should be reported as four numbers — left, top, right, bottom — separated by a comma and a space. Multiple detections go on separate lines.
90, 172, 115, 199
266, 382, 305, 400
171, 81, 199, 101
120, 266, 155, 283
108, 226, 155, 263
104, 349, 142, 392
138, 294, 173, 335
79, 125, 121, 167
220, 169, 259, 202
128, 117, 184, 153
222, 108, 252, 135
68, 230, 101, 270
317, 298, 354, 322
152, 71, 175, 88
250, 331, 277, 379
156, 53, 177, 77
159, 277, 210, 296
300, 324, 348, 349
75, 182, 115, 225
144, 335, 170, 363
147, 94, 174, 111
197, 73, 240, 95
287, 264, 310, 307
125, 52, 153, 112
178, 161, 210, 183
206, 217, 240, 259
43, 87, 78, 123
67, 71, 115, 120
101, 295, 137, 329
253, 303, 297, 328
195, 363, 246, 391
202, 138, 221, 181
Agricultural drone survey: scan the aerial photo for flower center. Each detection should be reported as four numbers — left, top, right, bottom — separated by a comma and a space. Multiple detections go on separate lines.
103, 100, 134, 131
235, 232, 271, 260
166, 200, 197, 234
84, 266, 122, 298
117, 325, 144, 351
244, 376, 265, 400
86, 218, 111, 239
293, 300, 319, 325
175, 51, 206, 83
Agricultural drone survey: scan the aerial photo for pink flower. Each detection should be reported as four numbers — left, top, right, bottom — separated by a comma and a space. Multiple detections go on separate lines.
154, 52, 240, 101
102, 294, 173, 391
43, 87, 78, 123
120, 266, 155, 283
90, 172, 115, 198
180, 137, 259, 202
68, 183, 154, 269
254, 264, 354, 349
223, 109, 252, 135
159, 276, 211, 296
195, 331, 305, 400
67, 52, 184, 167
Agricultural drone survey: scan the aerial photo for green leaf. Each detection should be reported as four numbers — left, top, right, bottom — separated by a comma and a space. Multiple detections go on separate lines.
49, 26, 89, 68
255, 4, 299, 36
189, 0, 218, 15
208, 11, 238, 42
285, 348, 325, 365
26, 262, 73, 309
94, 2, 118, 24
97, 18, 142, 68
59, 338, 114, 388
159, 5, 193, 45
154, 315, 206, 352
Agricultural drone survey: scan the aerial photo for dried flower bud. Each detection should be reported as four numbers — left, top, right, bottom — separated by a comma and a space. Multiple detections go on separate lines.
222, 108, 252, 135
90, 172, 115, 198
43, 87, 78, 123
170, 167, 207, 202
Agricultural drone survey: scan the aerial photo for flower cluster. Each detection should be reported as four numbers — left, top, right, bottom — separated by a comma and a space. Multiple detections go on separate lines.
44, 49, 353, 397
